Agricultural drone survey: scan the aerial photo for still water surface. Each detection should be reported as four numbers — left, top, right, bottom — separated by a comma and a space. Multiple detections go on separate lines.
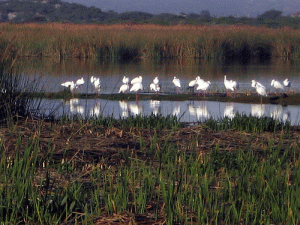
21, 58, 300, 94
20, 58, 300, 124
39, 98, 299, 124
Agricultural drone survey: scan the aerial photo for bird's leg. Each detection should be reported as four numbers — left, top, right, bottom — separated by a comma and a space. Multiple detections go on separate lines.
135, 91, 139, 102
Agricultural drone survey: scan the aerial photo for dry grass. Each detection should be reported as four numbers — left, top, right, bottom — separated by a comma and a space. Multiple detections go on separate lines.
0, 117, 299, 224
1, 23, 300, 61
1, 118, 299, 171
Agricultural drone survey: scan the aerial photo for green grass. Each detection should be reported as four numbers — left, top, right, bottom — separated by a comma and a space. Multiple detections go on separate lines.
204, 113, 291, 133
0, 114, 299, 224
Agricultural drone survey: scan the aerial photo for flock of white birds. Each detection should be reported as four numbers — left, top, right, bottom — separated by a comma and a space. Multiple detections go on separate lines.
61, 75, 292, 103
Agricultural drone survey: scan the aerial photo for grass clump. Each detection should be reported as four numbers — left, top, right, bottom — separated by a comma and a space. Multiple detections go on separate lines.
0, 63, 43, 123
204, 113, 291, 133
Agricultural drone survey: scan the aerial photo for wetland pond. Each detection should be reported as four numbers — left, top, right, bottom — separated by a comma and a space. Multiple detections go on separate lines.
21, 58, 300, 124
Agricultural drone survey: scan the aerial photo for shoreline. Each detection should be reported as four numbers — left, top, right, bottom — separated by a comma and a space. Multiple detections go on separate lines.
29, 91, 300, 105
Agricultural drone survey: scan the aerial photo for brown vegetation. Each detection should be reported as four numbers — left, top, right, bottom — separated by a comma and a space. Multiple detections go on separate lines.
0, 23, 300, 61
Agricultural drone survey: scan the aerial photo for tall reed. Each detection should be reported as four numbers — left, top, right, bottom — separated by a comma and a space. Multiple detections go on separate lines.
1, 23, 300, 62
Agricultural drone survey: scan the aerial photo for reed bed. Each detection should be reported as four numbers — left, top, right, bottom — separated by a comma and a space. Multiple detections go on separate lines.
1, 23, 300, 61
0, 114, 299, 224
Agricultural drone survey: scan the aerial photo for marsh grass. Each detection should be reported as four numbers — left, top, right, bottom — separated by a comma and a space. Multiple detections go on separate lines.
0, 114, 300, 224
1, 23, 300, 62
205, 113, 291, 132
0, 62, 45, 124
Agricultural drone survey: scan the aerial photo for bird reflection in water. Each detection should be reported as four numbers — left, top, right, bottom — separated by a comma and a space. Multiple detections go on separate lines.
129, 102, 143, 116
188, 101, 210, 121
196, 102, 210, 120
270, 105, 290, 123
119, 101, 129, 118
150, 100, 160, 116
68, 98, 84, 116
282, 110, 290, 123
90, 102, 100, 117
224, 103, 236, 120
270, 105, 283, 120
172, 104, 180, 116
251, 104, 265, 118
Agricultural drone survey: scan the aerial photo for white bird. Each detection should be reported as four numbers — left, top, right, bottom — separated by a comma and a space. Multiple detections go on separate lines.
251, 80, 264, 88
119, 83, 129, 93
75, 77, 84, 87
130, 82, 143, 101
150, 77, 160, 93
253, 81, 267, 104
283, 78, 291, 88
196, 81, 211, 97
224, 75, 239, 97
271, 79, 284, 93
173, 76, 181, 87
61, 81, 76, 91
283, 78, 291, 93
173, 76, 181, 94
90, 76, 96, 84
150, 83, 160, 93
122, 76, 129, 84
90, 76, 101, 93
153, 77, 159, 85
188, 78, 198, 88
131, 76, 142, 84
196, 76, 205, 85
130, 82, 143, 92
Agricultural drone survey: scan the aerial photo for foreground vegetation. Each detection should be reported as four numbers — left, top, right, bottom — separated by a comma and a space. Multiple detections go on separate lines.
0, 114, 299, 224
1, 23, 300, 62
0, 61, 299, 224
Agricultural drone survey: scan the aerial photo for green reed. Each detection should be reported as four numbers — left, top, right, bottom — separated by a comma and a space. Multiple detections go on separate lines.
205, 113, 291, 132
0, 114, 300, 223
60, 114, 180, 130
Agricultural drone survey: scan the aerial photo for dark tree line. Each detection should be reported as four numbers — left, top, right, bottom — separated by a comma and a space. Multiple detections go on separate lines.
0, 0, 299, 29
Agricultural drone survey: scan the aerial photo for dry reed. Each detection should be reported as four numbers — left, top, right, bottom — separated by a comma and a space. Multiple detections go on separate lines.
0, 23, 300, 61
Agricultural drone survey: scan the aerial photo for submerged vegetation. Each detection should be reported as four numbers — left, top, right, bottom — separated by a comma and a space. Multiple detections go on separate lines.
1, 23, 300, 62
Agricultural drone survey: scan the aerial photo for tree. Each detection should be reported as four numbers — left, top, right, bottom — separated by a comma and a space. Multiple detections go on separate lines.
258, 9, 283, 20
200, 10, 210, 18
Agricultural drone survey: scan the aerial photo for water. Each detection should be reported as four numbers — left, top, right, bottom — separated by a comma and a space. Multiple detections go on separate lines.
38, 98, 300, 125
18, 58, 300, 124
20, 58, 300, 93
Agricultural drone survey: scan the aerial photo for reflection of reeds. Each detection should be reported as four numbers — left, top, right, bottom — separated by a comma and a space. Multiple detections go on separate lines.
1, 23, 300, 61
